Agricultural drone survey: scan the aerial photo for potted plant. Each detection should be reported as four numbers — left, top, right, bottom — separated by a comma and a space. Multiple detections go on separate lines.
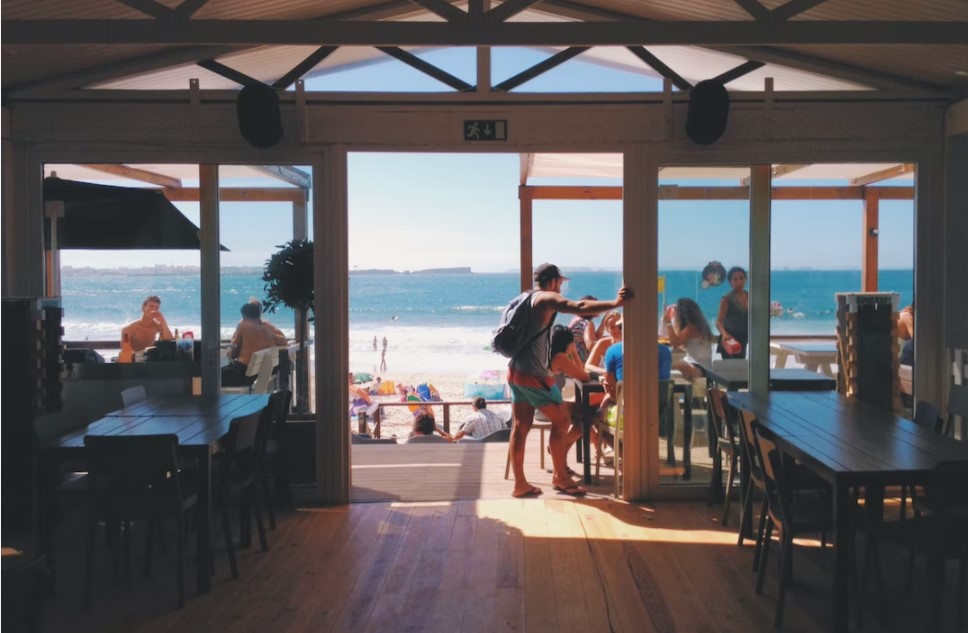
262, 239, 314, 411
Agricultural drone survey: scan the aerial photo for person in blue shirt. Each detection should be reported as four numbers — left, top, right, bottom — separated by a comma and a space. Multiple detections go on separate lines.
597, 322, 673, 450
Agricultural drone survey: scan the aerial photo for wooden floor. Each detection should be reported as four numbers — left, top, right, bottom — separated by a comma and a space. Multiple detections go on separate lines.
37, 496, 967, 633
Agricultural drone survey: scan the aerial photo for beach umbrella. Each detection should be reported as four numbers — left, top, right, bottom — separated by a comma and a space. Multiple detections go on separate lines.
43, 176, 228, 251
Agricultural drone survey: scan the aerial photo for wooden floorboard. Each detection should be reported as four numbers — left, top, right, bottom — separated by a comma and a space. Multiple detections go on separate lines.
35, 496, 968, 633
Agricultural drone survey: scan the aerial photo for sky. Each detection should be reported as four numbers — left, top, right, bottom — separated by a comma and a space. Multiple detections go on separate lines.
58, 48, 914, 273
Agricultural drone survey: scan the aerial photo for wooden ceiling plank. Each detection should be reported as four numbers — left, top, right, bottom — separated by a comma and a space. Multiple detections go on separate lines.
116, 0, 174, 20
408, 0, 466, 22
250, 166, 312, 189
771, 0, 829, 22
175, 0, 212, 20
162, 187, 305, 202
5, 19, 966, 47
850, 163, 915, 186
488, 0, 543, 23
732, 0, 770, 21
82, 164, 183, 188
519, 154, 534, 186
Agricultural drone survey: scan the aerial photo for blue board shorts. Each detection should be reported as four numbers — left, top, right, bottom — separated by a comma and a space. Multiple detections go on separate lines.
509, 382, 563, 408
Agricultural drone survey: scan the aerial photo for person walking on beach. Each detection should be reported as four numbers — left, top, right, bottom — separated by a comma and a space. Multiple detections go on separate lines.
373, 335, 378, 351
121, 294, 174, 353
507, 263, 631, 498
380, 346, 388, 372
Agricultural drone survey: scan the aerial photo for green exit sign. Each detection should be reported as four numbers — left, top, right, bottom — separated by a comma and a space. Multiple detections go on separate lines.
464, 120, 507, 141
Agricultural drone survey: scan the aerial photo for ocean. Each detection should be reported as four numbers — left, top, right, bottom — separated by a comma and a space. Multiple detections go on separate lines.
60, 269, 912, 373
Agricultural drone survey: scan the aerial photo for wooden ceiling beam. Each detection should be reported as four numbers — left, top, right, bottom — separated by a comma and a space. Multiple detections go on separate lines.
850, 164, 915, 186
408, 0, 465, 23
82, 164, 183, 188
488, 0, 543, 23
626, 46, 692, 91
523, 185, 915, 201
116, 0, 174, 20
771, 0, 828, 22
740, 163, 809, 185
162, 187, 306, 202
6, 19, 965, 46
732, 0, 769, 22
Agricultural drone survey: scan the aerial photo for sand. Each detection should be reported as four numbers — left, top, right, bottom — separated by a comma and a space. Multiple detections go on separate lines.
353, 371, 511, 440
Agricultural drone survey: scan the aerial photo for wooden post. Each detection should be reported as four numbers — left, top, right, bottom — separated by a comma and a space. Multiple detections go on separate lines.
293, 190, 310, 412
519, 185, 533, 292
199, 164, 220, 396
749, 164, 772, 395
862, 188, 879, 291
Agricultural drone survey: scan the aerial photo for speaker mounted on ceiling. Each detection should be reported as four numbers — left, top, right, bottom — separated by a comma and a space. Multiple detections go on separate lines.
685, 80, 730, 145
237, 83, 283, 149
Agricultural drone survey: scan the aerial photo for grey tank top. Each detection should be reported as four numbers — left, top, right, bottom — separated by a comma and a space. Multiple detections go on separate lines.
509, 293, 556, 377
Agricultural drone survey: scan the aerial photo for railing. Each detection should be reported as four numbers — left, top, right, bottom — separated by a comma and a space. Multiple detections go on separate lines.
358, 399, 512, 438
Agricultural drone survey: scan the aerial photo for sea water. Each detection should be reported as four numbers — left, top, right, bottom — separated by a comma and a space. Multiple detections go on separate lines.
60, 269, 912, 373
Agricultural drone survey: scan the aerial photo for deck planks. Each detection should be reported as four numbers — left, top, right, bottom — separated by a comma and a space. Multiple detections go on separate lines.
37, 495, 968, 633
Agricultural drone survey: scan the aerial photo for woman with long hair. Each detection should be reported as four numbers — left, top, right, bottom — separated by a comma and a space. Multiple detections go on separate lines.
663, 297, 714, 379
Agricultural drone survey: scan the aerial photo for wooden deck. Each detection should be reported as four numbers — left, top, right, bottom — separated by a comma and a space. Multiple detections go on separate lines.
350, 432, 716, 503
37, 497, 966, 632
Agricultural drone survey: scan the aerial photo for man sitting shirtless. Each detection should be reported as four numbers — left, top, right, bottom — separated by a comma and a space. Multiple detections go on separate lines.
121, 295, 174, 353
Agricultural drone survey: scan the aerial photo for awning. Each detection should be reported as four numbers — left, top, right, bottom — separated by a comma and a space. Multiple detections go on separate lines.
43, 177, 227, 250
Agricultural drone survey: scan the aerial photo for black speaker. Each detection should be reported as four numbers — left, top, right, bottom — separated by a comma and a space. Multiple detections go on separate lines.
237, 83, 283, 149
685, 80, 730, 145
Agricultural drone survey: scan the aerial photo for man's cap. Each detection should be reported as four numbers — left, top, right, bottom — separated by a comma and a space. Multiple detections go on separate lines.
534, 263, 570, 283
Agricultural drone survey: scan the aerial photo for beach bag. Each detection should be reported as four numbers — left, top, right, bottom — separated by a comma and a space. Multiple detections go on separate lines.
491, 291, 538, 358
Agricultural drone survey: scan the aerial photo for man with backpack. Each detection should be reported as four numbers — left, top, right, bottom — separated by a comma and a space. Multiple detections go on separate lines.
504, 263, 631, 498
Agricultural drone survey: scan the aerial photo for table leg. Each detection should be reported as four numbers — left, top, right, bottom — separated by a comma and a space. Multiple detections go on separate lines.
196, 449, 212, 594
582, 391, 592, 485
709, 443, 724, 504
833, 479, 852, 633
682, 384, 693, 480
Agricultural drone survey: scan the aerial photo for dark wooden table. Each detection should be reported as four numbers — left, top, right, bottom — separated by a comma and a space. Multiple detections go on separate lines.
702, 359, 837, 391
578, 381, 604, 484
727, 390, 968, 633
41, 393, 269, 595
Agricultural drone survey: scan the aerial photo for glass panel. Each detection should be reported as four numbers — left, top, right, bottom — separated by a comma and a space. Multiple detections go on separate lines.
658, 166, 751, 489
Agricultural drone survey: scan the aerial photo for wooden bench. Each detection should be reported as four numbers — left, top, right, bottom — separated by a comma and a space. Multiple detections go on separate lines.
358, 399, 512, 438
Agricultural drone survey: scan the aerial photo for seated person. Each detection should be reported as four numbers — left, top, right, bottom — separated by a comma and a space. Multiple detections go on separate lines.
596, 335, 673, 451
221, 301, 287, 387
451, 397, 508, 441
898, 303, 914, 368
584, 311, 623, 376
663, 298, 713, 379
406, 413, 453, 443
121, 294, 174, 353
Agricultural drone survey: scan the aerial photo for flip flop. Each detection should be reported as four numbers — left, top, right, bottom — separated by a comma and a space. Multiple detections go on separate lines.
512, 486, 544, 498
553, 483, 587, 497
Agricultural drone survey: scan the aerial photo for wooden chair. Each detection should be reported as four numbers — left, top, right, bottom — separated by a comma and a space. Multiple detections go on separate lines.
221, 347, 282, 395
119, 385, 146, 407
752, 424, 834, 629
216, 409, 271, 579
708, 387, 740, 525
260, 390, 293, 528
83, 433, 197, 608
736, 409, 771, 570
940, 383, 968, 437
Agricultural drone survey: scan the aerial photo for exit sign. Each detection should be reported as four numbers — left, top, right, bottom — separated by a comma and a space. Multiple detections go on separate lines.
464, 120, 507, 141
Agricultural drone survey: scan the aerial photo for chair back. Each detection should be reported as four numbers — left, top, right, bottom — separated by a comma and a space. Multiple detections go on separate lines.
737, 410, 764, 486
480, 428, 511, 443
263, 390, 291, 446
247, 347, 282, 394
751, 424, 791, 528
120, 385, 147, 408
913, 399, 940, 431
944, 383, 968, 437
221, 410, 266, 487
707, 388, 732, 443
84, 434, 182, 511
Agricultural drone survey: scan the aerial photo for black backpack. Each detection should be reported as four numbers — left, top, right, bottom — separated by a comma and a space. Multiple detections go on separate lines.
491, 291, 538, 358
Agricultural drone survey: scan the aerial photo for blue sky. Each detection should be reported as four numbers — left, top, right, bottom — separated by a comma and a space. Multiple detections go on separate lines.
59, 49, 914, 273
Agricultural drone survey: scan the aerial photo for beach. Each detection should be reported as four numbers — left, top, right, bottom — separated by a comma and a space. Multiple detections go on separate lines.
352, 370, 512, 440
